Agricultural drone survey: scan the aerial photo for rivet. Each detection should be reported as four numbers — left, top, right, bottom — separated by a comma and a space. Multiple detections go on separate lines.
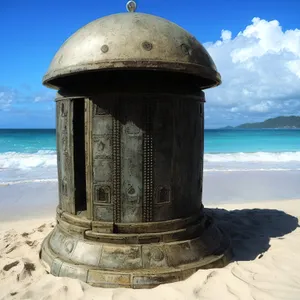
151, 248, 164, 261
142, 41, 153, 51
101, 45, 109, 53
181, 44, 190, 55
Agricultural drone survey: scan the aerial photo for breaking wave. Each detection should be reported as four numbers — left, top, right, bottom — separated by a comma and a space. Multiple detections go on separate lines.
204, 152, 300, 163
0, 150, 57, 170
0, 151, 299, 173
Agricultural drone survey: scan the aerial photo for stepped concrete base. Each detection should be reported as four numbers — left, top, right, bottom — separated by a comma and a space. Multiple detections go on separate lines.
40, 208, 231, 288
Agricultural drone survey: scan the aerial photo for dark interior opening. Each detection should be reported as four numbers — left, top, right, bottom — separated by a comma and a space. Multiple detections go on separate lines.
47, 70, 214, 95
73, 99, 87, 213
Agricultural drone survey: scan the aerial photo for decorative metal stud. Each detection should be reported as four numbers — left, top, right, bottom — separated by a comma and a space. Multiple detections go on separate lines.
142, 41, 153, 51
101, 45, 109, 53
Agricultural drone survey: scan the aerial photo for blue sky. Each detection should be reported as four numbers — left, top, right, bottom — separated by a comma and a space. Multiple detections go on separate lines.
1, 0, 300, 128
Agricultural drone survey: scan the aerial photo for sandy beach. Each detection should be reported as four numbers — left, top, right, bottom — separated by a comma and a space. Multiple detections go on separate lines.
0, 174, 300, 300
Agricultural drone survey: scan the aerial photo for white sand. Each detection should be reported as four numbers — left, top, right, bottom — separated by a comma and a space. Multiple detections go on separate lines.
0, 199, 300, 300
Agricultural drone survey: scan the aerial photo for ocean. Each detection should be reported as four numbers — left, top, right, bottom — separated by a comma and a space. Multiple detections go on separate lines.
0, 129, 299, 185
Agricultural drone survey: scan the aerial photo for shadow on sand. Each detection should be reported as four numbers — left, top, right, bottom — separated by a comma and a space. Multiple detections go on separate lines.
205, 207, 300, 261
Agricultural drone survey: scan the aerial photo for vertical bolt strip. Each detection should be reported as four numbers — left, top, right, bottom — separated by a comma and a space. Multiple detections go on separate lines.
113, 100, 121, 223
143, 102, 154, 222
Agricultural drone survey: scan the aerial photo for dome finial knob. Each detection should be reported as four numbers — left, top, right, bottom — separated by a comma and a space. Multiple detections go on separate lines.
126, 1, 137, 12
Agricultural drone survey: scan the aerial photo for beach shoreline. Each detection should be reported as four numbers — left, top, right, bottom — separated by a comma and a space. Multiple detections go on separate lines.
1, 169, 300, 221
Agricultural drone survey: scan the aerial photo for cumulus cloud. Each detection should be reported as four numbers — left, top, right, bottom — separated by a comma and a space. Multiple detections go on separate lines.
204, 17, 300, 127
221, 30, 232, 41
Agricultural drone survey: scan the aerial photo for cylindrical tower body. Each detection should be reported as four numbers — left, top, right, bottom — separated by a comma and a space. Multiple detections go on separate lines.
40, 10, 231, 288
56, 92, 205, 222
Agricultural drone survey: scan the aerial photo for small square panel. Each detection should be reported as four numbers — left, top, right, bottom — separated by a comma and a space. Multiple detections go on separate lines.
156, 186, 171, 204
93, 116, 113, 135
93, 136, 112, 159
94, 105, 109, 116
51, 259, 63, 276
94, 185, 111, 204
125, 121, 141, 135
93, 159, 112, 182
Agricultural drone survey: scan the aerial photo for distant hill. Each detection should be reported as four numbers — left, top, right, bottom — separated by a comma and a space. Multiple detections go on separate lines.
223, 116, 300, 129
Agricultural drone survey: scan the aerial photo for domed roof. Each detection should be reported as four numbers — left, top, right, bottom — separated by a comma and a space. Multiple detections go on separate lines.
43, 12, 221, 90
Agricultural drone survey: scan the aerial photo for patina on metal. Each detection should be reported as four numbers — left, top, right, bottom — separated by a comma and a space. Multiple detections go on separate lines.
40, 2, 231, 289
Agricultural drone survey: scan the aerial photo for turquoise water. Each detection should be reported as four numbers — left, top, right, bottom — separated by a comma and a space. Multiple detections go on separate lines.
0, 129, 56, 153
0, 129, 299, 183
204, 129, 300, 153
0, 129, 299, 154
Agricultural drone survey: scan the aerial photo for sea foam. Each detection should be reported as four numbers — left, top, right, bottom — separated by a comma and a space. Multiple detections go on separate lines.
0, 150, 57, 170
0, 151, 300, 171
204, 151, 300, 163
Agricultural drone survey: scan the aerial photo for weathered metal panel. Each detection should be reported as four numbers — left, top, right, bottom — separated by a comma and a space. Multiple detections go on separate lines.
142, 101, 154, 222
85, 98, 93, 219
120, 99, 144, 223
198, 103, 205, 205
56, 99, 75, 214
152, 100, 173, 221
56, 103, 62, 209
91, 100, 114, 222
170, 98, 203, 219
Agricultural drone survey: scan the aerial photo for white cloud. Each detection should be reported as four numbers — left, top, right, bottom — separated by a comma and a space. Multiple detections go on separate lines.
1, 87, 55, 103
221, 30, 232, 41
286, 60, 300, 78
0, 88, 15, 111
34, 96, 42, 102
33, 90, 55, 102
204, 17, 300, 127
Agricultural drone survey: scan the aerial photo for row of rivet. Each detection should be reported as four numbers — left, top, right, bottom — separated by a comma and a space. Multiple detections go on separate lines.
100, 42, 191, 55
143, 102, 154, 222
112, 100, 121, 224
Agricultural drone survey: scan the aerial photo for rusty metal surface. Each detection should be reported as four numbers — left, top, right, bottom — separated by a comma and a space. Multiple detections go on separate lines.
42, 13, 221, 89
